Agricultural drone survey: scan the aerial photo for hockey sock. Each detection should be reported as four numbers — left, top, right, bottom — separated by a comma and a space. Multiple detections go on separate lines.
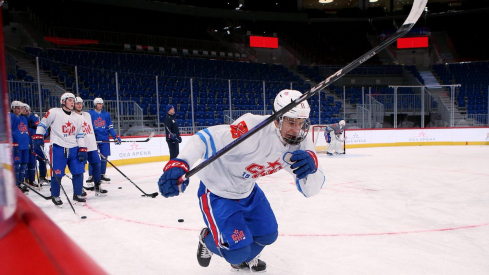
101, 159, 107, 174
27, 163, 36, 181
91, 162, 101, 183
51, 177, 61, 197
19, 163, 27, 183
221, 246, 252, 265
244, 242, 265, 262
204, 232, 222, 256
244, 231, 278, 262
88, 163, 92, 177
38, 160, 47, 178
14, 163, 21, 183
72, 173, 83, 195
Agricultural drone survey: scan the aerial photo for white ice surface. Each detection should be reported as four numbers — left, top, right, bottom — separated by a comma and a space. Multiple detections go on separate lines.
26, 146, 489, 275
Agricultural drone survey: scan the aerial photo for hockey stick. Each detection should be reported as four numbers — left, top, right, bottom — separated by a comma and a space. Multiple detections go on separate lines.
177, 0, 427, 183
15, 179, 52, 200
96, 132, 155, 143
65, 174, 92, 195
38, 146, 85, 219
99, 153, 158, 198
62, 173, 93, 191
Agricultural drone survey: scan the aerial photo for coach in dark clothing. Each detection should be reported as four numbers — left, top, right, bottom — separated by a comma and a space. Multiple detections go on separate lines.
164, 105, 182, 159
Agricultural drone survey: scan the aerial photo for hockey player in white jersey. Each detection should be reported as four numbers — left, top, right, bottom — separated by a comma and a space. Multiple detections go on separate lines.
33, 93, 88, 206
74, 97, 108, 196
324, 120, 345, 155
158, 89, 325, 272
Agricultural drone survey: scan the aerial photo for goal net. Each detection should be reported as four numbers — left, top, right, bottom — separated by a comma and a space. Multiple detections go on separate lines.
310, 125, 346, 154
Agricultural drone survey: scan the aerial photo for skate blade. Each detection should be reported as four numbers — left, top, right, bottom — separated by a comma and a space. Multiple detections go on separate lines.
230, 267, 266, 273
73, 202, 86, 206
95, 193, 108, 197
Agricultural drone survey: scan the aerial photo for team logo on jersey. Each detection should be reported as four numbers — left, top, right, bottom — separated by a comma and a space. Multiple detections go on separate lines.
230, 121, 248, 139
82, 121, 92, 134
244, 158, 283, 179
62, 121, 76, 136
231, 229, 245, 243
43, 111, 50, 118
18, 122, 28, 134
54, 169, 62, 175
94, 117, 105, 128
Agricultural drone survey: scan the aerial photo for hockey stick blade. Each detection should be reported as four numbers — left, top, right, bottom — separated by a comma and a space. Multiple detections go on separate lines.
141, 192, 159, 198
179, 0, 427, 182
97, 132, 155, 143
99, 153, 158, 197
16, 179, 52, 200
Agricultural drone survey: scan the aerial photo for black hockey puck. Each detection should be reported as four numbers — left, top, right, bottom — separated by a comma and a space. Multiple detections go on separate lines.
178, 219, 184, 223
118, 187, 122, 189
81, 216, 87, 219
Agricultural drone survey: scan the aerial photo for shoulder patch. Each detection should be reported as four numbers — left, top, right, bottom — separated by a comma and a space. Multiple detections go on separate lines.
230, 121, 249, 139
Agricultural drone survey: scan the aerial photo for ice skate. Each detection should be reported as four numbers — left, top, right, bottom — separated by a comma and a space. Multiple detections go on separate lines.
73, 194, 86, 204
51, 196, 63, 207
95, 181, 108, 196
85, 175, 94, 183
231, 257, 266, 272
17, 183, 29, 194
27, 180, 38, 187
39, 177, 50, 185
100, 174, 111, 182
81, 190, 87, 197
197, 228, 213, 267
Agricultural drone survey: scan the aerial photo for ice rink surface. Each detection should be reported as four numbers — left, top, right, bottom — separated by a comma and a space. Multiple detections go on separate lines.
26, 146, 489, 275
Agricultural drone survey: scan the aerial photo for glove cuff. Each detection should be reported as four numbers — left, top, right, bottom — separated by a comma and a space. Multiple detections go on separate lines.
32, 135, 43, 140
163, 158, 189, 173
305, 150, 318, 170
79, 147, 88, 152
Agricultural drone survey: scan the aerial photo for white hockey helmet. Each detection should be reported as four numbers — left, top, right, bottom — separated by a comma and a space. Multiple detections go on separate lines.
24, 103, 31, 111
273, 89, 311, 145
94, 97, 104, 105
273, 89, 310, 119
75, 97, 84, 103
60, 92, 76, 104
11, 100, 23, 110
339, 120, 345, 127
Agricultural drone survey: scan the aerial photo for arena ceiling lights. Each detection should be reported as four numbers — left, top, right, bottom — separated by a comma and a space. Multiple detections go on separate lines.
318, 0, 333, 3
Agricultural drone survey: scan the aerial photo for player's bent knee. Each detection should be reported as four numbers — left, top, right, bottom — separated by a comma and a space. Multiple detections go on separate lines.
221, 245, 251, 265
254, 230, 278, 246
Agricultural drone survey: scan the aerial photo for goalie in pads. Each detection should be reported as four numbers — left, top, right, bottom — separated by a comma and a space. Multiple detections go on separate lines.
157, 89, 325, 272
324, 120, 345, 155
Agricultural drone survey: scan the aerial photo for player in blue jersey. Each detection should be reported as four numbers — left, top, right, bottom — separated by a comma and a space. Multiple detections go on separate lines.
22, 104, 40, 187
86, 98, 121, 183
10, 101, 29, 193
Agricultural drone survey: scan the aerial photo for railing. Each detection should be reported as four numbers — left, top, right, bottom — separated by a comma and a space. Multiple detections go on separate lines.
370, 94, 437, 113
435, 95, 451, 127
7, 81, 66, 115
356, 96, 385, 128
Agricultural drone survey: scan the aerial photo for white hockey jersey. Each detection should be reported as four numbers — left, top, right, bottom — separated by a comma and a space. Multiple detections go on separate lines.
179, 113, 325, 199
36, 108, 85, 149
77, 112, 97, 152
